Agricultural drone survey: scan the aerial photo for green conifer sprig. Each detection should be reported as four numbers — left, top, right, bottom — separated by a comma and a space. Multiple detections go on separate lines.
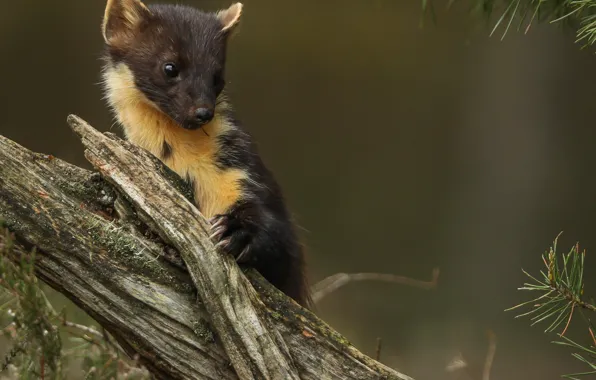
553, 335, 596, 379
422, 0, 596, 47
0, 228, 62, 379
0, 226, 149, 379
508, 233, 596, 378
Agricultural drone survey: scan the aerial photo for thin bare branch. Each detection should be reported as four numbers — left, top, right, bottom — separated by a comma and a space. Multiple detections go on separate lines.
311, 268, 439, 303
62, 321, 103, 341
482, 330, 497, 380
375, 338, 382, 361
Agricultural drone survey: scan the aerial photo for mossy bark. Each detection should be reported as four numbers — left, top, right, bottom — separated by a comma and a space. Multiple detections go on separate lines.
0, 115, 413, 380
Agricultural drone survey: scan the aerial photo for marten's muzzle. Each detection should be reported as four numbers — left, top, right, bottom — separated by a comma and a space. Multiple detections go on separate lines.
183, 105, 214, 130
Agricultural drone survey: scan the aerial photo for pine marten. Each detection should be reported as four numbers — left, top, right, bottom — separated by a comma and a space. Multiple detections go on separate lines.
100, 0, 312, 308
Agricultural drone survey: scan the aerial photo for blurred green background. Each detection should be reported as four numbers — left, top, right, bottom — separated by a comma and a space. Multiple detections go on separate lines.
2, 0, 596, 378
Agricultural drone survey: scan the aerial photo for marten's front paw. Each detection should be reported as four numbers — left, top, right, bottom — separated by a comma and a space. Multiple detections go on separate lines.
209, 214, 253, 263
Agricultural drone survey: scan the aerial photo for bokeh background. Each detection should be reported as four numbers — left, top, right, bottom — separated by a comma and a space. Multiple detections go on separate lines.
2, 0, 596, 379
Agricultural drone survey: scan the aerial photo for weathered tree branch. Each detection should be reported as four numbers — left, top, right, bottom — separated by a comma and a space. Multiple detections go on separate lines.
0, 115, 414, 380
71, 115, 298, 380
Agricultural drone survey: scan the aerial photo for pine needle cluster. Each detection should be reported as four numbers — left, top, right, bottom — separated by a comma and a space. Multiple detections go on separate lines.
508, 233, 596, 379
422, 0, 596, 47
0, 226, 150, 380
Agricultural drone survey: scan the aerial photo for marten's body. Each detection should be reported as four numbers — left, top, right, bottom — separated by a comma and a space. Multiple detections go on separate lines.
101, 0, 311, 308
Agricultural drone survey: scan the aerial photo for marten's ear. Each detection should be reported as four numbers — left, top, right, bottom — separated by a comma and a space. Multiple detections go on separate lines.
217, 3, 243, 34
102, 0, 151, 44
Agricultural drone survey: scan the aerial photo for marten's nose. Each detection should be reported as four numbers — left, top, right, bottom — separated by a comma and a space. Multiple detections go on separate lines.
193, 107, 214, 124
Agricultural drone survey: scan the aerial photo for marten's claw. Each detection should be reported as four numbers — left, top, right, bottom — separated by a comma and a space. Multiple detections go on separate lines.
216, 238, 252, 263
235, 245, 251, 263
215, 237, 232, 250
208, 213, 253, 263
209, 215, 226, 231
209, 215, 227, 241
209, 226, 225, 241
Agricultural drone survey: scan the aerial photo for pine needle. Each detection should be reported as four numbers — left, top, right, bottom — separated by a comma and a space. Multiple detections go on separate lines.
423, 0, 596, 48
508, 233, 596, 378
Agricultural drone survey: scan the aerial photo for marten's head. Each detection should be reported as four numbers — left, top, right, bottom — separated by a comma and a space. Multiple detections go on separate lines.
102, 0, 242, 130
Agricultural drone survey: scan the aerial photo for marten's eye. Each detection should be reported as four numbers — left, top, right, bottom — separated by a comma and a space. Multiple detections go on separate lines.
163, 63, 179, 78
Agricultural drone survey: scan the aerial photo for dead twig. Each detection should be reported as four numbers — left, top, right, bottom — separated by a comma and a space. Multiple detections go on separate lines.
445, 330, 497, 380
62, 320, 103, 341
311, 268, 439, 303
482, 330, 496, 380
375, 338, 382, 361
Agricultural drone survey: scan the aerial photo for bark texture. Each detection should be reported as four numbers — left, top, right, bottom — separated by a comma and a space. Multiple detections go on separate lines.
0, 115, 414, 380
